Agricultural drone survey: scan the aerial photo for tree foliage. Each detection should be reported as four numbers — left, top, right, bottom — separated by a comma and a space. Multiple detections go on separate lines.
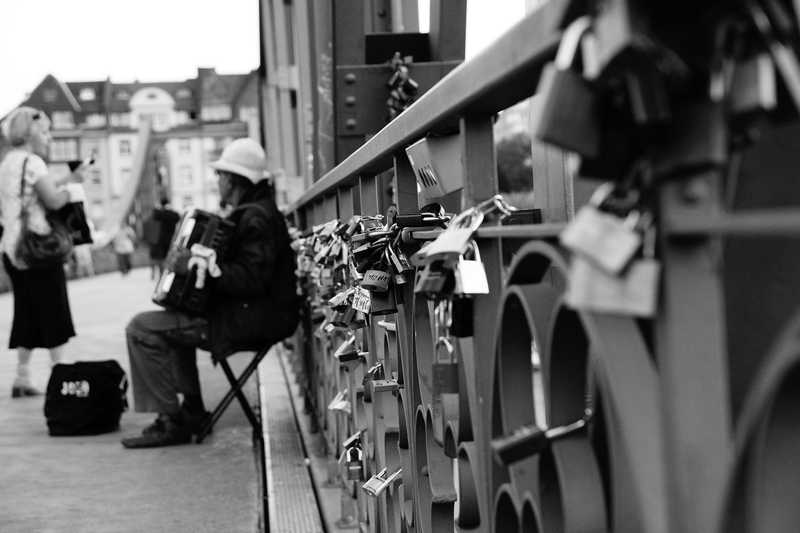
496, 132, 533, 193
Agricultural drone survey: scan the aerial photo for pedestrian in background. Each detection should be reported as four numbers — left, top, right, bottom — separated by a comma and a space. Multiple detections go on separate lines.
143, 198, 179, 280
0, 107, 84, 397
113, 224, 135, 276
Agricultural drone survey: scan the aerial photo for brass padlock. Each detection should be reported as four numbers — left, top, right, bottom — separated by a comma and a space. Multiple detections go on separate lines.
532, 16, 600, 158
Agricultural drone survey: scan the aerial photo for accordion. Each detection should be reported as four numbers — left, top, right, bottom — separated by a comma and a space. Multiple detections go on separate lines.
152, 209, 235, 315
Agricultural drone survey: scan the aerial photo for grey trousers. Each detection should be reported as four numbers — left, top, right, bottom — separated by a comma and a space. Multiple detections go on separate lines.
125, 310, 210, 414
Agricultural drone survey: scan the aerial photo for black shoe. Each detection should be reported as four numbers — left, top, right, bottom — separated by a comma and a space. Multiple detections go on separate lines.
11, 384, 42, 398
141, 414, 169, 436
181, 407, 212, 436
121, 414, 192, 449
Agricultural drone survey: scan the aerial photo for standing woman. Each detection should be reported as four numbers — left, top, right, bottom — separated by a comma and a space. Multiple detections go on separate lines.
0, 107, 83, 397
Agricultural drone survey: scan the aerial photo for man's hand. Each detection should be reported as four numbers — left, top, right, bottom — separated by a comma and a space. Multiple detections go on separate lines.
165, 249, 192, 275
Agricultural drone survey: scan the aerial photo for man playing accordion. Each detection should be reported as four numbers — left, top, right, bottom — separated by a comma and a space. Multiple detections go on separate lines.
121, 138, 298, 448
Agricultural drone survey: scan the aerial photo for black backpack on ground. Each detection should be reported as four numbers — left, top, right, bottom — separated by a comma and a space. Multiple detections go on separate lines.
44, 360, 128, 436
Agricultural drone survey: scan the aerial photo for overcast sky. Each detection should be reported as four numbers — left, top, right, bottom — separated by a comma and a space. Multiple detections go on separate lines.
0, 0, 526, 116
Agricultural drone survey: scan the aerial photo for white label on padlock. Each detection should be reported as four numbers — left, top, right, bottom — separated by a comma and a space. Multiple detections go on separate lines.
455, 259, 489, 295
362, 270, 390, 292
565, 255, 660, 317
352, 287, 372, 314
560, 207, 641, 275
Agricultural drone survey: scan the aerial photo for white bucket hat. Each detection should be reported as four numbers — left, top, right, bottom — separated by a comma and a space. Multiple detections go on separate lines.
209, 138, 268, 184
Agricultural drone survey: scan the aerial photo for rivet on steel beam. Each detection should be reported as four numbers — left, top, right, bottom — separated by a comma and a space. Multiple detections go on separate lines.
345, 73, 357, 84
345, 96, 357, 107
681, 175, 712, 203
346, 118, 357, 130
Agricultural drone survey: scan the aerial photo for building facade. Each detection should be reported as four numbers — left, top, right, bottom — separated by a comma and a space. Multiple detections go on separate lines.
10, 68, 267, 231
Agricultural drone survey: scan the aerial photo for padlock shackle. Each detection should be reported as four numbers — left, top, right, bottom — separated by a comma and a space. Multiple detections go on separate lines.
555, 16, 593, 71
461, 239, 482, 263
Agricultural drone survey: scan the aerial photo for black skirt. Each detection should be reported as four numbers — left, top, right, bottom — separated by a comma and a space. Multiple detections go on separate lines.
3, 253, 75, 349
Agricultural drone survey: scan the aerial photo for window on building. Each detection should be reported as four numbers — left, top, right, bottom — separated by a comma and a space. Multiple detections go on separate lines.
51, 112, 75, 130
49, 139, 79, 161
178, 139, 191, 155
174, 111, 190, 125
179, 165, 193, 186
43, 89, 57, 102
90, 169, 102, 185
176, 88, 192, 99
119, 139, 131, 157
153, 113, 170, 131
85, 114, 106, 127
182, 195, 194, 209
79, 88, 96, 101
201, 105, 232, 122
110, 113, 131, 127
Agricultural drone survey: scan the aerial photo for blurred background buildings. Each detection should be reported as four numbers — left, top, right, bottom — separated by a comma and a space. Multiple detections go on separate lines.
4, 67, 279, 233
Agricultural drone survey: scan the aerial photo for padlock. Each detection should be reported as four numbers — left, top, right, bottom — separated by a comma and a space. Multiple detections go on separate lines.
329, 288, 352, 310
432, 337, 458, 395
559, 183, 642, 275
346, 446, 364, 481
348, 310, 367, 330
491, 415, 589, 466
420, 208, 485, 265
330, 309, 348, 328
652, 20, 732, 179
362, 268, 391, 292
361, 467, 402, 497
450, 296, 473, 338
652, 100, 728, 179
327, 389, 351, 414
729, 53, 777, 117
532, 16, 600, 158
623, 62, 671, 125
564, 226, 660, 317
454, 240, 489, 295
369, 286, 397, 316
748, 0, 800, 113
362, 362, 385, 403
386, 240, 413, 274
335, 334, 361, 363
414, 263, 454, 297
319, 267, 334, 287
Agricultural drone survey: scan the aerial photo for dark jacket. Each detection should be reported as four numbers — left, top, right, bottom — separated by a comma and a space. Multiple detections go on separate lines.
207, 183, 298, 359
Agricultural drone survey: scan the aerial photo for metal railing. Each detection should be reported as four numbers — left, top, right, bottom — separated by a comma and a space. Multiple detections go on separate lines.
286, 1, 800, 532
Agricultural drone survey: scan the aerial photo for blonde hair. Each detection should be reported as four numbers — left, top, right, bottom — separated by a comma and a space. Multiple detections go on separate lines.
1, 106, 49, 146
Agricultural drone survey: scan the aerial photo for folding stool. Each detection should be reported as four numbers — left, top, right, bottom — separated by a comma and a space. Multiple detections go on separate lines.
195, 344, 273, 443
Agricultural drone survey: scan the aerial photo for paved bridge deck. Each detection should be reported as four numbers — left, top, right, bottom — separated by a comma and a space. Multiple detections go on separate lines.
0, 268, 322, 533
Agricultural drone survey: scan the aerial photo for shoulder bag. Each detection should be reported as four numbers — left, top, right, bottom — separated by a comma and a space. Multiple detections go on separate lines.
16, 157, 73, 269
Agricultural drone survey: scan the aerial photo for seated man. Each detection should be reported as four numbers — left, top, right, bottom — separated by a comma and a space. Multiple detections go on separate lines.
121, 138, 299, 448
